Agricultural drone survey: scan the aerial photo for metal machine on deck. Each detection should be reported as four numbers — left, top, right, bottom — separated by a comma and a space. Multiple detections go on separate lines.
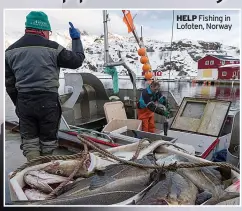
60, 73, 110, 130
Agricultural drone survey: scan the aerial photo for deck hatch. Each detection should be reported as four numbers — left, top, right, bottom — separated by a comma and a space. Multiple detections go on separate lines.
170, 97, 231, 137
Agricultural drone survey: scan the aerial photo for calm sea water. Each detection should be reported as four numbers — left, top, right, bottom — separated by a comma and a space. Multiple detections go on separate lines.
5, 80, 240, 121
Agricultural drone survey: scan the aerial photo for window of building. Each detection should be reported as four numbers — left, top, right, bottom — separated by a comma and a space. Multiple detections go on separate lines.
230, 61, 234, 64
222, 71, 227, 76
205, 61, 209, 65
221, 60, 225, 65
210, 60, 214, 65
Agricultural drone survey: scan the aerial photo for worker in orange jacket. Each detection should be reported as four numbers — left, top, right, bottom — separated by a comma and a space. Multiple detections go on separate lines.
137, 81, 169, 133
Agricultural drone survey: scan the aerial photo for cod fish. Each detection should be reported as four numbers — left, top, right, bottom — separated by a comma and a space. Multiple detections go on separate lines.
22, 174, 153, 205
57, 156, 156, 198
136, 171, 199, 205
157, 154, 239, 204
42, 159, 90, 178
14, 157, 156, 205
24, 170, 73, 194
156, 154, 188, 166
177, 167, 227, 199
24, 189, 49, 200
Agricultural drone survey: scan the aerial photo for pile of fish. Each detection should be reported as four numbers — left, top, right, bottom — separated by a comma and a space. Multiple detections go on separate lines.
14, 152, 240, 205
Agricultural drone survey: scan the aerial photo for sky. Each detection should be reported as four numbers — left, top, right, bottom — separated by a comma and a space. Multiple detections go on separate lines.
4, 9, 240, 47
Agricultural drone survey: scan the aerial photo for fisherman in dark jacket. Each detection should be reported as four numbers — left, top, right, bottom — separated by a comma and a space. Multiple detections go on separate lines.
5, 11, 85, 161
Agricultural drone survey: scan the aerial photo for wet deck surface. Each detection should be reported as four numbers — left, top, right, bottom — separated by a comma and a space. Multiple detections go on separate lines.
5, 129, 72, 205
5, 130, 24, 204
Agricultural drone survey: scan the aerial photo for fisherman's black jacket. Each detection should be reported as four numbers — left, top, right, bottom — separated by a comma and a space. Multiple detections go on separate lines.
5, 33, 85, 105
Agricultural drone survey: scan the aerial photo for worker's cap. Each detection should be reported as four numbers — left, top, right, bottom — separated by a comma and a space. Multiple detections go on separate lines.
25, 11, 51, 31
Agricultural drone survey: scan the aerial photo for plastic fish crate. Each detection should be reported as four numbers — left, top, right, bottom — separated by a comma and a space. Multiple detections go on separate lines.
102, 101, 142, 134
102, 119, 142, 134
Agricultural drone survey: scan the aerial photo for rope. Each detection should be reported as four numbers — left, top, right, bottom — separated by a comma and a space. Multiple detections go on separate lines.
76, 135, 240, 173
10, 133, 240, 180
130, 139, 149, 161
9, 152, 87, 179
46, 144, 89, 199
9, 136, 186, 179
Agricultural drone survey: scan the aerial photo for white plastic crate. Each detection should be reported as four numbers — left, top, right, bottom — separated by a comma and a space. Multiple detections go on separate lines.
102, 101, 142, 133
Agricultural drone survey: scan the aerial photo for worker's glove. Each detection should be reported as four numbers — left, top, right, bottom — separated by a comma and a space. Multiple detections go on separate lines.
166, 102, 171, 112
69, 22, 80, 39
156, 108, 170, 118
147, 102, 169, 117
147, 102, 157, 113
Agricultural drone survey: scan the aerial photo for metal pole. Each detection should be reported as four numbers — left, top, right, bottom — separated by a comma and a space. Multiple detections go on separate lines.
103, 10, 109, 64
133, 79, 137, 119
141, 25, 143, 39
122, 63, 137, 119
103, 10, 139, 119
168, 10, 175, 102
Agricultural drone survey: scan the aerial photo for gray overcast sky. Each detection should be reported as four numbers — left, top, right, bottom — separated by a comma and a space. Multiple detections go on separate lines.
4, 9, 240, 47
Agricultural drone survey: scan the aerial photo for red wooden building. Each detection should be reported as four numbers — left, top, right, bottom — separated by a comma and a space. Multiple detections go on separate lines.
218, 64, 240, 80
197, 54, 240, 80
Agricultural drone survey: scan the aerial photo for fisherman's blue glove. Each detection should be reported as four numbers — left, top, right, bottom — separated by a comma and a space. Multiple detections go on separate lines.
69, 22, 80, 39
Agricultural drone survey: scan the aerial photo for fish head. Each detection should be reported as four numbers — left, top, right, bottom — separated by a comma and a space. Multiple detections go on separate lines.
42, 160, 72, 177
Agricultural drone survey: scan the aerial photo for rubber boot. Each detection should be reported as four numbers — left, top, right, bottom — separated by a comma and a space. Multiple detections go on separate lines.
25, 150, 42, 165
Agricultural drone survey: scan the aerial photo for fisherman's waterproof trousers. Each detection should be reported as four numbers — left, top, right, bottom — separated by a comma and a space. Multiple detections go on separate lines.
137, 108, 155, 133
16, 91, 62, 159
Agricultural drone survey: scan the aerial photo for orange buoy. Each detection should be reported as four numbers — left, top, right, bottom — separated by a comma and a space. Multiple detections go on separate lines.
145, 71, 153, 80
138, 48, 146, 56
142, 63, 151, 72
140, 56, 149, 64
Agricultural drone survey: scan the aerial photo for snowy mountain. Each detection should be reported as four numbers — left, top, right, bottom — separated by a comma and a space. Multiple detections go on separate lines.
5, 30, 240, 79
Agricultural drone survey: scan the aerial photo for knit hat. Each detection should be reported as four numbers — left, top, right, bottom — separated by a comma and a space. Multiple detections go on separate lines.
25, 11, 51, 31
